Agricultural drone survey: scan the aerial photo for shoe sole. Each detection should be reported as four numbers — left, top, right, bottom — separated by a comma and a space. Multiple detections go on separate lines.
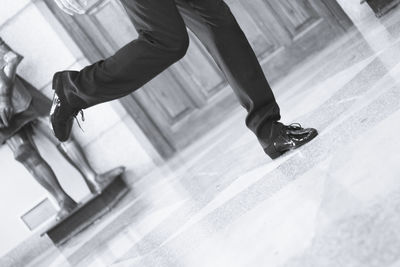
265, 130, 319, 159
49, 94, 56, 137
49, 73, 71, 142
49, 73, 61, 137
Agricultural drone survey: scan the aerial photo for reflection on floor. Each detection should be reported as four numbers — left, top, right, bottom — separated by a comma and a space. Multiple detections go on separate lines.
12, 7, 400, 267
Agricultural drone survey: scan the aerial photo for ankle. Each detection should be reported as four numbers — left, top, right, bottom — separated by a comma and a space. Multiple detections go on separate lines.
4, 51, 23, 64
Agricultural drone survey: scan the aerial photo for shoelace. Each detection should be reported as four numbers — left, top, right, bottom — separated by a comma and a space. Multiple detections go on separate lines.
73, 110, 85, 132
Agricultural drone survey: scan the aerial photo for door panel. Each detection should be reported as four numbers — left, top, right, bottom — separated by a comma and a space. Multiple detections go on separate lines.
44, 0, 351, 152
89, 1, 137, 48
228, 0, 282, 58
137, 73, 196, 125
269, 0, 320, 36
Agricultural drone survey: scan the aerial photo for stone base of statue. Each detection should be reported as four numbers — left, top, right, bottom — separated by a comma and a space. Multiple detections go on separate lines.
41, 172, 129, 245
366, 0, 400, 17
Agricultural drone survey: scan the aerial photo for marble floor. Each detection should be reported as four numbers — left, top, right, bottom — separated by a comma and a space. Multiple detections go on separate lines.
5, 6, 400, 267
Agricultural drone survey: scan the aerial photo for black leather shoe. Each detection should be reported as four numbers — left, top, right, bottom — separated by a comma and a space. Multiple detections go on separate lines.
264, 123, 318, 159
49, 72, 82, 142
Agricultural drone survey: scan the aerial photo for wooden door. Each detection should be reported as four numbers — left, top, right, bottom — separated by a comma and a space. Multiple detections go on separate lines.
44, 0, 351, 156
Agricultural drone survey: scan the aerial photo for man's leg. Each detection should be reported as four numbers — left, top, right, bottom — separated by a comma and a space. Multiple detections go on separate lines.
62, 0, 190, 108
175, 0, 317, 157
50, 0, 191, 141
51, 0, 317, 158
175, 0, 280, 144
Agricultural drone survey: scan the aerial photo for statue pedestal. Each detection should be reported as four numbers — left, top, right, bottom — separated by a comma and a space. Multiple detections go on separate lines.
366, 0, 400, 17
41, 174, 129, 245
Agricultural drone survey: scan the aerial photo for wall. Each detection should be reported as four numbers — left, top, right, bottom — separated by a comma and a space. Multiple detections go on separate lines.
0, 0, 159, 256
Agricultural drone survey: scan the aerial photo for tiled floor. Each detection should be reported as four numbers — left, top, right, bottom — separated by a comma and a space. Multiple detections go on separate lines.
7, 6, 400, 267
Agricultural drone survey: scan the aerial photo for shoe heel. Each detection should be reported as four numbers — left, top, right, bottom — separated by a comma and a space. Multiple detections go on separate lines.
264, 145, 283, 160
52, 72, 61, 92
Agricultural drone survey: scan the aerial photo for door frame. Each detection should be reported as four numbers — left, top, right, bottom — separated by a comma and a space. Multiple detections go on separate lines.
41, 0, 352, 159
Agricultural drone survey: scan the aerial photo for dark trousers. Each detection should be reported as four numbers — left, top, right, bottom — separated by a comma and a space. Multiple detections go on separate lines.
66, 0, 282, 147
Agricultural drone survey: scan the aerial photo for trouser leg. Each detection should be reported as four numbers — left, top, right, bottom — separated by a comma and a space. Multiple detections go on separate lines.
65, 0, 189, 109
175, 0, 281, 147
62, 0, 281, 148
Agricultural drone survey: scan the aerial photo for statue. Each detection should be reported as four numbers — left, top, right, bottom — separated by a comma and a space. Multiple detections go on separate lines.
0, 38, 125, 221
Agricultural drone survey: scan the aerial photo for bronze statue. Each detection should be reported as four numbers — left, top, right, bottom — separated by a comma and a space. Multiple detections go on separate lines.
0, 38, 124, 221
